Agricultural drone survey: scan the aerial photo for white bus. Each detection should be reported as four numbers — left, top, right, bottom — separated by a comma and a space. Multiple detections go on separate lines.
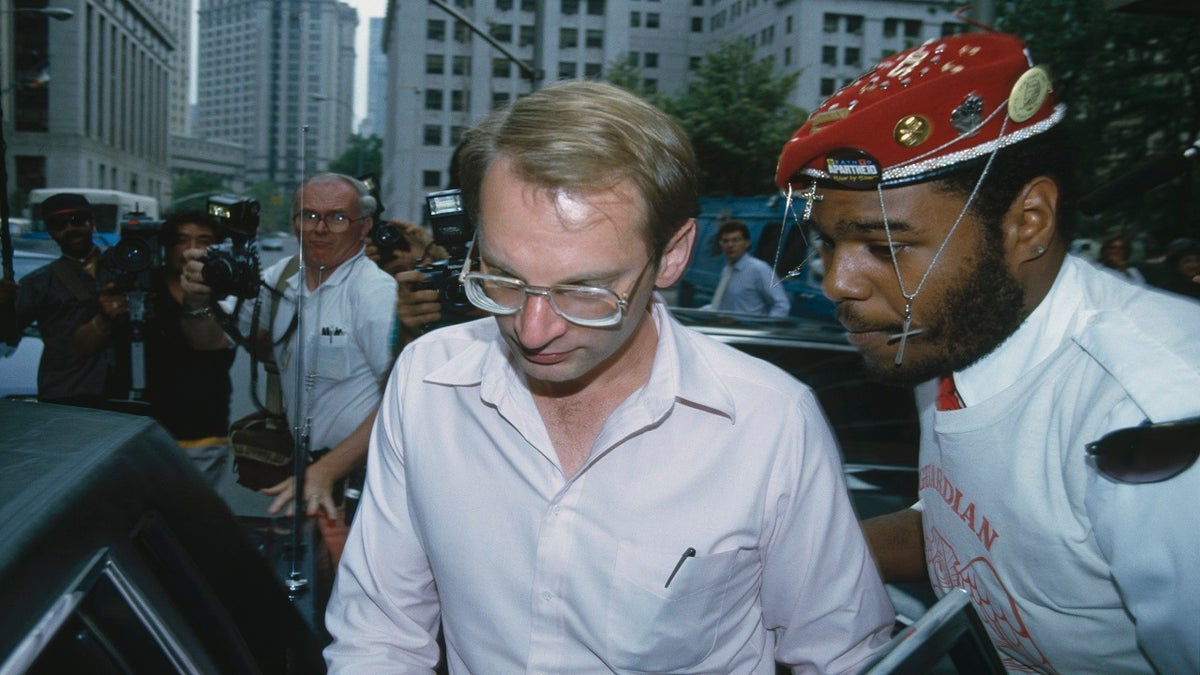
27, 188, 160, 245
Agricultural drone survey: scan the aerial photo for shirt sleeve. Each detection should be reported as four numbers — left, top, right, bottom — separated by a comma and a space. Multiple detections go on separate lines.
324, 353, 442, 673
762, 391, 894, 674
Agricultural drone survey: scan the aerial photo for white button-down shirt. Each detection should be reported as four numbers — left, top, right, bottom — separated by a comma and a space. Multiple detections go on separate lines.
325, 299, 893, 674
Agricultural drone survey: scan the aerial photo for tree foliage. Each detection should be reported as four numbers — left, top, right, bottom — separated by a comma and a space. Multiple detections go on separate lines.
328, 134, 384, 181
996, 1, 1200, 242
169, 172, 228, 213
658, 41, 808, 196
248, 180, 292, 234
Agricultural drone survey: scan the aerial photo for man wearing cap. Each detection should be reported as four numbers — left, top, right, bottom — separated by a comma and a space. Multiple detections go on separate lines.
1, 193, 125, 403
775, 32, 1200, 673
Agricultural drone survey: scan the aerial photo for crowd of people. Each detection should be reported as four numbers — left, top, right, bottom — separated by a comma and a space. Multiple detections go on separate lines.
1, 26, 1197, 675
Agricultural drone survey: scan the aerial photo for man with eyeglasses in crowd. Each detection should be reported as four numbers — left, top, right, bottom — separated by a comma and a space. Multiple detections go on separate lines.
324, 81, 893, 673
0, 193, 126, 405
701, 219, 791, 318
179, 173, 397, 522
775, 32, 1200, 672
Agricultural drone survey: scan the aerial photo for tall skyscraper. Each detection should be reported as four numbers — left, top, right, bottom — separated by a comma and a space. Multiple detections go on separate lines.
195, 0, 357, 195
360, 17, 388, 139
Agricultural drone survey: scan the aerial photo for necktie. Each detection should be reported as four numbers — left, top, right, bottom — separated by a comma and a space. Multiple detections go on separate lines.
937, 375, 963, 411
711, 265, 732, 310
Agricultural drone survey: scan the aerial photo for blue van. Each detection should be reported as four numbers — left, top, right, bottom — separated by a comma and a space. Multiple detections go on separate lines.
676, 195, 836, 321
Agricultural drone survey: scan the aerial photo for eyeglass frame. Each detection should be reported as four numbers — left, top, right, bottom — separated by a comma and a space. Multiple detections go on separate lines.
293, 208, 369, 233
46, 211, 93, 231
458, 242, 657, 328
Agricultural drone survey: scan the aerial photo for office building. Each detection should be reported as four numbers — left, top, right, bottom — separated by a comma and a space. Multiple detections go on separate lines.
379, 0, 963, 221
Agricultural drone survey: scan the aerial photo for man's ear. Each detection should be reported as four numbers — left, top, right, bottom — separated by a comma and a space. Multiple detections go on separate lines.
1006, 176, 1059, 264
655, 218, 696, 288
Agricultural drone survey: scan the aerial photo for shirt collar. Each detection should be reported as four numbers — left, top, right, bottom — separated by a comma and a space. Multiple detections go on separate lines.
424, 295, 737, 422
953, 255, 1083, 406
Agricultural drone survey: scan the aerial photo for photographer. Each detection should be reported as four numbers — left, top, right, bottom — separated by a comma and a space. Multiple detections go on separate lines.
180, 174, 397, 523
143, 211, 237, 489
3, 193, 125, 404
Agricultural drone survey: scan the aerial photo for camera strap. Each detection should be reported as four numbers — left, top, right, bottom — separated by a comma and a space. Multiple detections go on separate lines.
261, 255, 300, 416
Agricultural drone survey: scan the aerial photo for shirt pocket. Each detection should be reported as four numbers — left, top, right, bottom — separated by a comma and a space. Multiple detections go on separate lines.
605, 541, 753, 672
309, 332, 351, 380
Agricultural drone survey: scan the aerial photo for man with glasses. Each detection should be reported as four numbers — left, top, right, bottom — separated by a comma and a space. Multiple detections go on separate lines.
1, 193, 125, 404
325, 81, 893, 673
775, 33, 1200, 672
180, 173, 397, 522
701, 219, 791, 317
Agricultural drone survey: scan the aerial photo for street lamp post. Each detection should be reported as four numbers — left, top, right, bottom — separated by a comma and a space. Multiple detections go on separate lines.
1, 6, 75, 282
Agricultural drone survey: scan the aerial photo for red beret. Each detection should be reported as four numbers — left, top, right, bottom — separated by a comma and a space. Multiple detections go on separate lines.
776, 32, 1064, 190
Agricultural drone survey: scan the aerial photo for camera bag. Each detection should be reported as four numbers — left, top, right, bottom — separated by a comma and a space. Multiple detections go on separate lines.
230, 256, 299, 490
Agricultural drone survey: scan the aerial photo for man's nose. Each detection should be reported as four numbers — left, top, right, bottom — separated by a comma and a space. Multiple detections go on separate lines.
820, 250, 871, 303
514, 292, 568, 347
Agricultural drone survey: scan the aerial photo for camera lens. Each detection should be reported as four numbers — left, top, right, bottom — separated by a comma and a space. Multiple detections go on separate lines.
113, 238, 153, 273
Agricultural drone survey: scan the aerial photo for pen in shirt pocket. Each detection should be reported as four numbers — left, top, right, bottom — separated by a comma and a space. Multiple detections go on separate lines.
664, 547, 696, 588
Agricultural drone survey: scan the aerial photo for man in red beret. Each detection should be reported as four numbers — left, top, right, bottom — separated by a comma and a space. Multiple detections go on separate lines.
1, 193, 126, 403
775, 32, 1199, 673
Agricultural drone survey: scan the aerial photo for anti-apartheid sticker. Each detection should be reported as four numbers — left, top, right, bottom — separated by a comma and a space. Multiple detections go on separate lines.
824, 148, 881, 190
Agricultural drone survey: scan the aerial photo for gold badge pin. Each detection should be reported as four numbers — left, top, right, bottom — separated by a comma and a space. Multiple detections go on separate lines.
1008, 65, 1052, 123
894, 114, 932, 147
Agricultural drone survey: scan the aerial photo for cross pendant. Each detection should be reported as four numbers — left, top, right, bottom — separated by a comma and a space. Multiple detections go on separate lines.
799, 182, 824, 221
889, 304, 924, 366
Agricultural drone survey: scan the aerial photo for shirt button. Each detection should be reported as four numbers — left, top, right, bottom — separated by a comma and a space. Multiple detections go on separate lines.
552, 505, 562, 515
541, 590, 553, 602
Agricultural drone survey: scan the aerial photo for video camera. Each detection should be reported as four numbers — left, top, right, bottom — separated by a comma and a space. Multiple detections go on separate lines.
201, 195, 262, 299
97, 212, 164, 293
413, 189, 474, 319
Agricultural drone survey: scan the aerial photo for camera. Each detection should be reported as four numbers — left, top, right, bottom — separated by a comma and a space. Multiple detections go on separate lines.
368, 220, 411, 266
97, 213, 163, 293
201, 195, 262, 299
414, 189, 474, 317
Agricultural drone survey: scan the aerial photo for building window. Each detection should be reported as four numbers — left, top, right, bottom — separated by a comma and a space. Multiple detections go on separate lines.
820, 78, 836, 96
786, 15, 793, 34
584, 62, 602, 77
519, 24, 536, 46
425, 89, 444, 110
883, 18, 899, 38
496, 0, 513, 9
846, 14, 864, 35
559, 61, 578, 79
905, 19, 921, 38
454, 21, 471, 42
560, 27, 578, 48
427, 19, 446, 41
521, 0, 535, 10
627, 51, 639, 67
493, 58, 512, 77
490, 23, 513, 43
689, 56, 701, 70
587, 0, 605, 15
784, 46, 792, 66
492, 91, 511, 108
691, 17, 703, 32
821, 46, 837, 66
585, 29, 603, 48
562, 0, 579, 14
631, 11, 641, 28
642, 78, 657, 93
451, 89, 469, 111
452, 55, 471, 75
844, 47, 860, 67
426, 54, 445, 75
822, 13, 837, 33
646, 12, 660, 28
644, 52, 658, 68
423, 171, 442, 188
450, 125, 467, 145
423, 125, 442, 146
941, 22, 968, 37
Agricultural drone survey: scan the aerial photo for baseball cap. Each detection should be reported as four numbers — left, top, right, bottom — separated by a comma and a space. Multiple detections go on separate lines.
41, 193, 93, 219
776, 31, 1065, 191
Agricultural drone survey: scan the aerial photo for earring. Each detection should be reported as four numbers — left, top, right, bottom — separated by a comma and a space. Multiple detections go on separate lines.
1034, 245, 1047, 256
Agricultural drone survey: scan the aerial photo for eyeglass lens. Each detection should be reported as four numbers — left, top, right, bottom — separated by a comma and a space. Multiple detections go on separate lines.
297, 210, 356, 231
1086, 417, 1200, 484
469, 276, 621, 322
